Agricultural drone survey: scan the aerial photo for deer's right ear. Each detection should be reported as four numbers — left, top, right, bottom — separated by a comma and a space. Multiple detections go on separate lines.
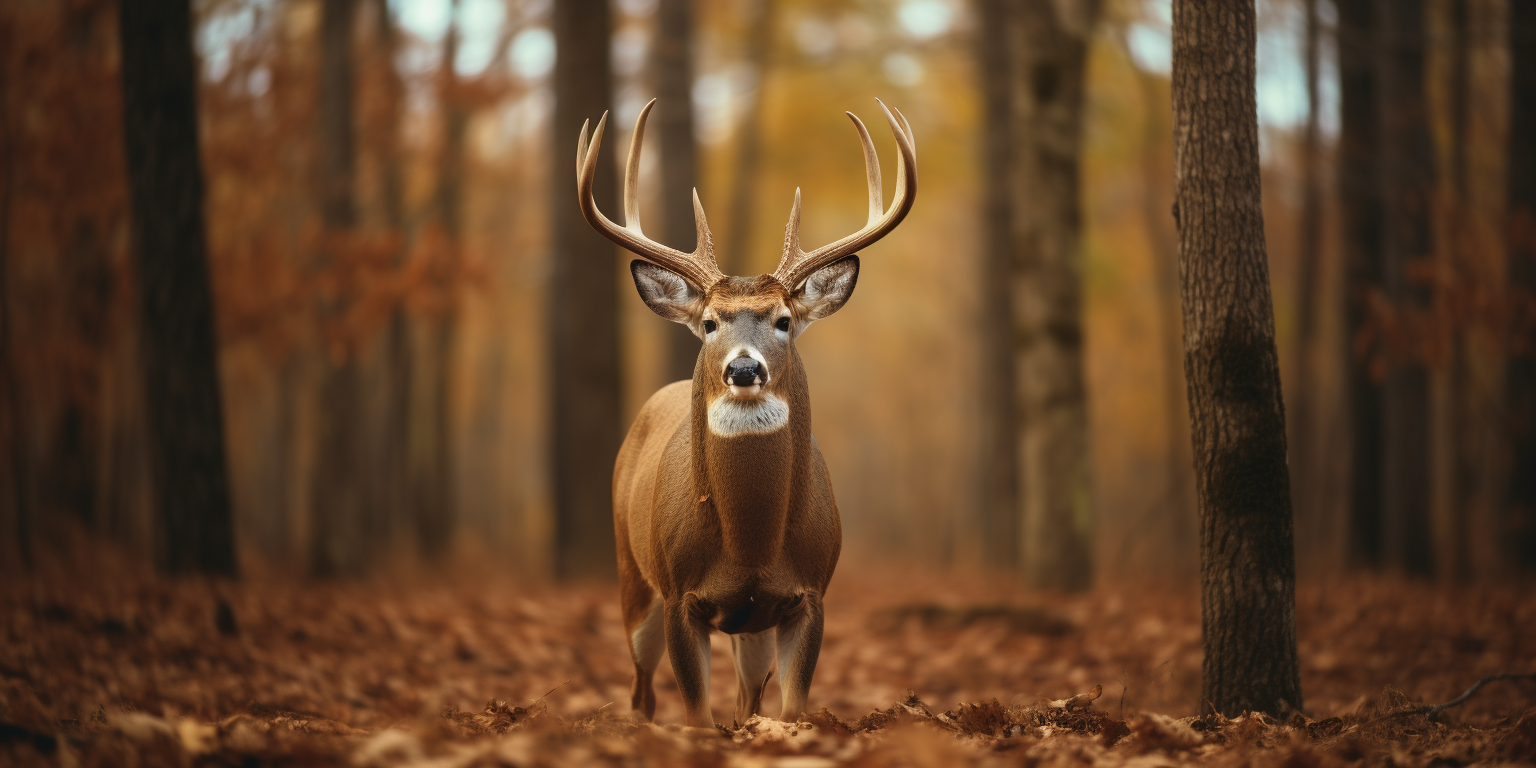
631, 260, 704, 327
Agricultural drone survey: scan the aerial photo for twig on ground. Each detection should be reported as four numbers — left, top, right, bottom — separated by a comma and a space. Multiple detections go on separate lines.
1381, 673, 1536, 723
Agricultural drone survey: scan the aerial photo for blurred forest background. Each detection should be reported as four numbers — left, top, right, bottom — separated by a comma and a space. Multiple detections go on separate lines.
1, 0, 1533, 586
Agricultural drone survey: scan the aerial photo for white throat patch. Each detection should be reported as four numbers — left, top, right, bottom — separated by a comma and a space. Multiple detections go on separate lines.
707, 393, 790, 437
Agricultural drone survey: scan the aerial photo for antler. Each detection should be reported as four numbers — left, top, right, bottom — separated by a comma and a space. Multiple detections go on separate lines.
771, 100, 917, 290
577, 99, 724, 288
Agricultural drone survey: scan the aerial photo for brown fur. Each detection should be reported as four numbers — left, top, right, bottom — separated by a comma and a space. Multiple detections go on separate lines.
613, 276, 843, 728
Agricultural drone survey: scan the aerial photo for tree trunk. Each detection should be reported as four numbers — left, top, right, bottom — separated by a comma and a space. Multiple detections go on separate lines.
0, 59, 29, 567
1008, 0, 1097, 591
1508, 0, 1536, 570
411, 0, 464, 560
972, 0, 1019, 570
364, 0, 411, 554
652, 0, 702, 383
1127, 41, 1196, 579
722, 0, 772, 277
1375, 0, 1434, 577
550, 0, 619, 580
117, 0, 237, 577
1172, 0, 1303, 717
1290, 0, 1324, 563
1336, 0, 1383, 568
310, 0, 369, 577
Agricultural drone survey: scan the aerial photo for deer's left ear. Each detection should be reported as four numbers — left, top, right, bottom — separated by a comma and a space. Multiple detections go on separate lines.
792, 255, 859, 325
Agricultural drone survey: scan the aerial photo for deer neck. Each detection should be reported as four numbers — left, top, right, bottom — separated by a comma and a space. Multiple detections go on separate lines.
691, 349, 811, 569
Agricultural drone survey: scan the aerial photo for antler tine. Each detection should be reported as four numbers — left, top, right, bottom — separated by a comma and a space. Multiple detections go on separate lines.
624, 99, 655, 232
848, 112, 883, 225
575, 104, 724, 288
772, 101, 918, 290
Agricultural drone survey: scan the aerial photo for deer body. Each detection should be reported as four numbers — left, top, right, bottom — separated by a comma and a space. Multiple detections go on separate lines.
575, 99, 915, 727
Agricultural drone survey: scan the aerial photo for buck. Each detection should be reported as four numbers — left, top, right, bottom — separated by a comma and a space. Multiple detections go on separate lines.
576, 98, 916, 728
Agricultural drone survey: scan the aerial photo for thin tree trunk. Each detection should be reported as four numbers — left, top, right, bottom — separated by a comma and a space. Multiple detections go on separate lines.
1337, 0, 1384, 568
1172, 0, 1303, 717
369, 0, 411, 551
550, 0, 619, 580
973, 0, 1018, 570
1375, 0, 1434, 577
722, 0, 771, 277
0, 56, 29, 568
1009, 0, 1097, 591
411, 0, 464, 560
1290, 0, 1323, 562
118, 0, 237, 577
652, 0, 702, 382
1508, 0, 1536, 570
310, 0, 368, 577
1127, 43, 1196, 578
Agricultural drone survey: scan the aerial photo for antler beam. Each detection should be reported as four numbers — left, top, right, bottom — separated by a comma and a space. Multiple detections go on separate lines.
771, 100, 918, 291
577, 99, 724, 289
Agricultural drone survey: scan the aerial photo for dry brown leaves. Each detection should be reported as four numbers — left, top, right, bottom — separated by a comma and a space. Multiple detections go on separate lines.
3, 559, 1534, 767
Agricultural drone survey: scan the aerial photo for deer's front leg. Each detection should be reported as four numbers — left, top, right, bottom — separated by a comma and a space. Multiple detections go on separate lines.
664, 595, 713, 727
775, 591, 824, 720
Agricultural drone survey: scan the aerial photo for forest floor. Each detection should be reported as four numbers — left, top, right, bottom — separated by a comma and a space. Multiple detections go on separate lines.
3, 551, 1536, 767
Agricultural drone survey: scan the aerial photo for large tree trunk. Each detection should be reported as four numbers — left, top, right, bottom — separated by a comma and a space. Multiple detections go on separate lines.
1508, 0, 1536, 570
1172, 0, 1303, 717
310, 0, 369, 577
1008, 0, 1096, 591
1375, 0, 1434, 577
550, 0, 619, 580
652, 0, 702, 383
972, 0, 1018, 570
1336, 0, 1383, 568
118, 0, 237, 577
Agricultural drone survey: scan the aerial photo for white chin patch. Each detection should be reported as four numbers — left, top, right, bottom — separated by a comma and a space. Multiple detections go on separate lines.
707, 393, 790, 437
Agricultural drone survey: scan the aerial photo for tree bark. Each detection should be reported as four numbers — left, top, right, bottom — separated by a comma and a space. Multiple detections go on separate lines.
1171, 0, 1303, 717
1008, 0, 1097, 591
652, 0, 703, 383
0, 57, 29, 567
1336, 0, 1384, 568
972, 0, 1019, 570
118, 0, 237, 577
310, 0, 369, 577
550, 0, 620, 580
1508, 0, 1536, 570
1375, 0, 1434, 577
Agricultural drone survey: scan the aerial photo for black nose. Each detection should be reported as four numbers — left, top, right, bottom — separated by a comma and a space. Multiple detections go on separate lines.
725, 357, 765, 387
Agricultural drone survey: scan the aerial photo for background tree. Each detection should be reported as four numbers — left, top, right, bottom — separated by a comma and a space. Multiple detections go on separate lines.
1376, 0, 1434, 577
1289, 0, 1323, 549
1510, 0, 1536, 569
118, 0, 236, 577
550, 0, 619, 580
310, 0, 369, 578
1172, 0, 1303, 716
1008, 0, 1098, 591
972, 0, 1018, 570
1337, 0, 1383, 568
722, 0, 772, 277
651, 0, 702, 383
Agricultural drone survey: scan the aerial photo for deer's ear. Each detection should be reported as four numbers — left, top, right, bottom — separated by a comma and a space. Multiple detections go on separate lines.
631, 260, 704, 326
792, 255, 859, 325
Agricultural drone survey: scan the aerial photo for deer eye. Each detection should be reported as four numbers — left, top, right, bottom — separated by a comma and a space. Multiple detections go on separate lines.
703, 319, 717, 334
775, 317, 791, 332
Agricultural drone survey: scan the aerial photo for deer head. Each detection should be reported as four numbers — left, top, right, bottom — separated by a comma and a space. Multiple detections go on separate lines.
576, 98, 917, 425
